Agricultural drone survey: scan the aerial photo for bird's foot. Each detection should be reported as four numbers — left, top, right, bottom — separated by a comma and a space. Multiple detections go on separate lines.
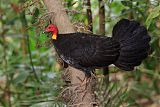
81, 76, 91, 87
75, 76, 91, 93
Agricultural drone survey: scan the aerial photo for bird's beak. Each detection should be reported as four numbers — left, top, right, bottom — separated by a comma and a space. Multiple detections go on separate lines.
43, 28, 49, 33
42, 30, 51, 38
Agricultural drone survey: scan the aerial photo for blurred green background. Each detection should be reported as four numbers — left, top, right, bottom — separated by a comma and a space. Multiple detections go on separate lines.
0, 0, 160, 107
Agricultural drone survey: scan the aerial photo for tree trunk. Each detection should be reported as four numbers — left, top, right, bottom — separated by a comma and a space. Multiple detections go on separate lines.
99, 0, 109, 84
86, 0, 93, 32
99, 0, 105, 34
99, 0, 108, 74
128, 0, 134, 19
43, 0, 97, 106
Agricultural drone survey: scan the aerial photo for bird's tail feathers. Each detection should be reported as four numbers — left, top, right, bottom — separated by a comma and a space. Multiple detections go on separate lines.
112, 19, 151, 71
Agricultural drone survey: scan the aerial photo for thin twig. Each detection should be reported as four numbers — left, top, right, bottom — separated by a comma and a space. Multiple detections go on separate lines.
26, 34, 42, 83
20, 9, 41, 83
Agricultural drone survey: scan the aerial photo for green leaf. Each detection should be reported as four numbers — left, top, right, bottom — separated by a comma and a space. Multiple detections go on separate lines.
121, 1, 132, 7
13, 71, 29, 84
31, 8, 39, 24
146, 5, 160, 29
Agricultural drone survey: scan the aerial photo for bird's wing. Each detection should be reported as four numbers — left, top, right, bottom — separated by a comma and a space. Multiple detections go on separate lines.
57, 33, 120, 68
78, 36, 120, 67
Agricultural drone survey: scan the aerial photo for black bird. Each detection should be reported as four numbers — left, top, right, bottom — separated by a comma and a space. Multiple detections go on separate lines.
45, 19, 151, 76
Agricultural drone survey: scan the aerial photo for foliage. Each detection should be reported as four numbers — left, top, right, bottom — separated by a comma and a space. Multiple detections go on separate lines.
0, 0, 160, 107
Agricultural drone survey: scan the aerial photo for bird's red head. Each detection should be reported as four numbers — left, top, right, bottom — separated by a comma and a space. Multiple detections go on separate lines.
45, 24, 58, 40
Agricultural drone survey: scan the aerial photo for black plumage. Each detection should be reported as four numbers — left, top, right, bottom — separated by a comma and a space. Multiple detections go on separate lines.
45, 19, 151, 76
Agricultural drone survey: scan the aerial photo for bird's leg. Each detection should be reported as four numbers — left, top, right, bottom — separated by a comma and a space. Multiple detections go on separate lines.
80, 75, 91, 88
75, 74, 91, 101
77, 68, 94, 91
75, 69, 95, 101
72, 65, 94, 90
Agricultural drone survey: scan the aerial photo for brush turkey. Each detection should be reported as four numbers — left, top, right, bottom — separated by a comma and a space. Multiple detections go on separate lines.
44, 19, 151, 76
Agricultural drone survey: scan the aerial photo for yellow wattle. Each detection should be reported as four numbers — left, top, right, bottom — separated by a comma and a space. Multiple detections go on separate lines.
52, 34, 57, 40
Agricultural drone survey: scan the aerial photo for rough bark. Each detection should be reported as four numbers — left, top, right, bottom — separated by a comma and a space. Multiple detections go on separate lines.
43, 0, 97, 106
